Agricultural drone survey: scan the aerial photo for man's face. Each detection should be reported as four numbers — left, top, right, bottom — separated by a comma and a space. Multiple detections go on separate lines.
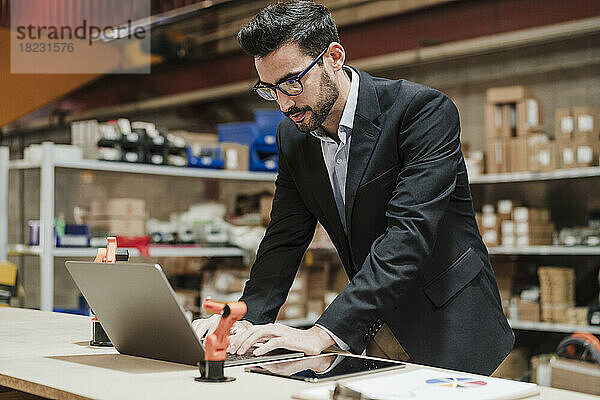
255, 43, 339, 132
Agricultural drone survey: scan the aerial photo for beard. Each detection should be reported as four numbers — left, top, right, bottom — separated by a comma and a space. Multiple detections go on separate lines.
285, 70, 339, 133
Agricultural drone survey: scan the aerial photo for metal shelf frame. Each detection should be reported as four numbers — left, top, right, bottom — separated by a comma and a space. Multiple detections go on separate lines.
7, 244, 245, 258
508, 319, 600, 335
487, 246, 600, 256
3, 143, 600, 311
469, 166, 600, 184
1, 142, 275, 311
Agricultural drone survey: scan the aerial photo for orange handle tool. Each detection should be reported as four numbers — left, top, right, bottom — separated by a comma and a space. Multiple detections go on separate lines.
203, 299, 247, 361
94, 237, 118, 263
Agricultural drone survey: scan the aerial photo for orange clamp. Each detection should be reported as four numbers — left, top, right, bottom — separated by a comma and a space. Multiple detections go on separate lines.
94, 237, 118, 263
203, 299, 247, 361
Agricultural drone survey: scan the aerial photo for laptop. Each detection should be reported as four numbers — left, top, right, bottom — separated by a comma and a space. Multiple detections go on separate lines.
65, 261, 304, 366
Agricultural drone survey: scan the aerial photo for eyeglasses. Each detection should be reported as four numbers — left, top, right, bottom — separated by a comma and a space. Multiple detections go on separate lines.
253, 46, 329, 101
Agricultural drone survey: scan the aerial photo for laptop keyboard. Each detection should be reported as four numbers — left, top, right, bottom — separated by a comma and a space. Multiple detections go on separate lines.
225, 347, 298, 362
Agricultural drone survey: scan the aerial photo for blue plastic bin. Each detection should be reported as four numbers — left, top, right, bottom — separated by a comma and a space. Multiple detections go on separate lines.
254, 109, 286, 136
217, 122, 260, 146
186, 146, 225, 169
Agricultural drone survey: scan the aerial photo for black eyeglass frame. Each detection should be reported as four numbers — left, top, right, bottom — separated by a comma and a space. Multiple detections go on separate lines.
252, 46, 329, 101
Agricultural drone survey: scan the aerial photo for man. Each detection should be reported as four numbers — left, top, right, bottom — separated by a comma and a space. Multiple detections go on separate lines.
193, 1, 514, 375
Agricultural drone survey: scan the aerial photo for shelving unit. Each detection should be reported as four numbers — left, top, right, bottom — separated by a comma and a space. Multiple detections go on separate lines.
508, 320, 600, 335
469, 166, 600, 184
487, 246, 600, 256
7, 244, 245, 258
0, 142, 277, 311
2, 143, 599, 323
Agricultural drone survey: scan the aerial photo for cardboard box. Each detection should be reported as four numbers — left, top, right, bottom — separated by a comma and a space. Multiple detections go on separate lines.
501, 220, 515, 236
527, 134, 556, 172
482, 229, 499, 247
221, 142, 249, 171
517, 300, 540, 322
556, 135, 576, 169
90, 218, 146, 236
572, 106, 599, 136
107, 198, 145, 217
515, 221, 555, 236
555, 108, 573, 138
91, 198, 145, 218
487, 86, 535, 104
513, 207, 550, 223
169, 131, 218, 147
497, 200, 514, 218
481, 212, 498, 229
502, 235, 516, 247
502, 104, 516, 138
486, 139, 509, 174
515, 229, 554, 246
574, 131, 600, 167
551, 358, 600, 396
485, 104, 504, 139
509, 136, 528, 172
517, 98, 542, 136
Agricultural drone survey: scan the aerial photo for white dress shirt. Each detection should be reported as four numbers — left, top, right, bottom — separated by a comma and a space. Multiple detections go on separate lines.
310, 66, 359, 351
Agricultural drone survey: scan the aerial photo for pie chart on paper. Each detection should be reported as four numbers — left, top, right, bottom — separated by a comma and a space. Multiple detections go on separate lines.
425, 377, 488, 388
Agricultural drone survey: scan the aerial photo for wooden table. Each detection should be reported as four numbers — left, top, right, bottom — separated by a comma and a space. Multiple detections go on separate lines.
1, 308, 598, 400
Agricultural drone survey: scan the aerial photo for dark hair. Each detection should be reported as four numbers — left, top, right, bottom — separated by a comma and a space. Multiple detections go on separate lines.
237, 1, 339, 58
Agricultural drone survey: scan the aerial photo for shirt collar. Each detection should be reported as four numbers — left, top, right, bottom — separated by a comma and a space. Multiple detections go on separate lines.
310, 66, 360, 144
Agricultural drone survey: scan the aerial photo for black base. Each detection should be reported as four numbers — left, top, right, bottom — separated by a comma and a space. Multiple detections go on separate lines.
89, 340, 113, 347
194, 376, 236, 383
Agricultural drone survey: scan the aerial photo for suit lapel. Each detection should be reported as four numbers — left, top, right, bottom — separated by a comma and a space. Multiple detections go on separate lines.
345, 69, 382, 236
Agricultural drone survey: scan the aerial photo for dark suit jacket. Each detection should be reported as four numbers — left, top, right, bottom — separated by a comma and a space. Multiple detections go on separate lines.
240, 68, 514, 375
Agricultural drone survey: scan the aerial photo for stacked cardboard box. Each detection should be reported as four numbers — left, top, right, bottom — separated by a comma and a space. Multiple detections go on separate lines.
478, 204, 504, 247
512, 206, 554, 246
537, 267, 575, 323
555, 107, 600, 168
479, 202, 554, 247
551, 358, 600, 396
485, 86, 548, 174
90, 198, 146, 236
565, 307, 589, 326
517, 299, 541, 322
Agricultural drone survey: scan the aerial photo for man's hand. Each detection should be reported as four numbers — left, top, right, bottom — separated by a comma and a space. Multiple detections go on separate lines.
191, 314, 253, 340
229, 324, 335, 356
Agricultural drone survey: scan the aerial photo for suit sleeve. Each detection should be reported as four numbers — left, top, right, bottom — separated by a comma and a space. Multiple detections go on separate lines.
315, 89, 461, 353
239, 128, 317, 324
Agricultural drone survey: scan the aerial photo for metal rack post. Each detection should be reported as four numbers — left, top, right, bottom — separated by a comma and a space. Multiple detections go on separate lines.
0, 147, 8, 262
39, 142, 55, 311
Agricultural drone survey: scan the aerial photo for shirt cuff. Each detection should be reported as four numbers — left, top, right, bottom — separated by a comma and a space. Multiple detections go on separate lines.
315, 324, 350, 351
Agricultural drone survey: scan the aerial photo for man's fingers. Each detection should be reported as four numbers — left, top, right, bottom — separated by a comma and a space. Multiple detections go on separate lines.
236, 326, 278, 355
253, 337, 286, 356
191, 314, 219, 339
229, 324, 260, 353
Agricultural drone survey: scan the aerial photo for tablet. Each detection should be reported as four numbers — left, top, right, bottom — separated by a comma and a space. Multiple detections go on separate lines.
244, 354, 405, 382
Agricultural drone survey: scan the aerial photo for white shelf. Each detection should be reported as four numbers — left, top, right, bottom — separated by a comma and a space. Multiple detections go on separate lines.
508, 319, 600, 334
469, 166, 600, 184
9, 159, 277, 182
487, 246, 600, 256
8, 244, 245, 258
